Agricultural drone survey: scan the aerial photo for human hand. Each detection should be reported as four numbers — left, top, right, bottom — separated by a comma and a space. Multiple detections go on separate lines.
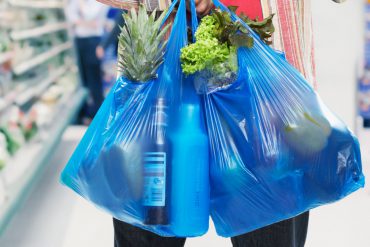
195, 0, 214, 16
96, 46, 105, 59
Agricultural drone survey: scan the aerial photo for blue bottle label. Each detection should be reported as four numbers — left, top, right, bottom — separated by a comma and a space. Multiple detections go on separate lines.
143, 152, 166, 207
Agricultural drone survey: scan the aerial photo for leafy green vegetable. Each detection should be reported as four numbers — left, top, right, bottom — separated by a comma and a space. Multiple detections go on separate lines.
226, 6, 275, 45
211, 9, 254, 48
181, 7, 275, 78
194, 15, 218, 41
235, 7, 275, 45
181, 11, 241, 76
181, 32, 235, 75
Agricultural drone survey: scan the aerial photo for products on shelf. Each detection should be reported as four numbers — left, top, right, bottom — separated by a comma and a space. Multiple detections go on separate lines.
0, 63, 12, 98
1, 106, 26, 156
0, 105, 39, 163
40, 84, 64, 105
19, 108, 38, 141
0, 0, 82, 226
0, 125, 21, 157
0, 132, 8, 170
56, 72, 79, 94
32, 102, 52, 128
0, 29, 12, 96
0, 0, 78, 154
0, 30, 9, 52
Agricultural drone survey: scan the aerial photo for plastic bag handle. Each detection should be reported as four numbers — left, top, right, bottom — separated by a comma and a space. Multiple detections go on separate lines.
163, 0, 187, 45
189, 0, 199, 42
161, 0, 180, 27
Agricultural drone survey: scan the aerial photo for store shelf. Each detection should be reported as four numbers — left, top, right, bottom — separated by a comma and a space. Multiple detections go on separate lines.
0, 76, 42, 113
10, 22, 69, 41
0, 84, 26, 114
0, 65, 71, 113
15, 65, 70, 106
8, 0, 64, 9
0, 0, 82, 236
0, 51, 12, 64
13, 42, 72, 75
0, 88, 87, 236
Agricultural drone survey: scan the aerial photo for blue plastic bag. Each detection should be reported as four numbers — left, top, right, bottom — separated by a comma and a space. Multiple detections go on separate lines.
61, 0, 210, 237
200, 0, 365, 237
62, 0, 364, 238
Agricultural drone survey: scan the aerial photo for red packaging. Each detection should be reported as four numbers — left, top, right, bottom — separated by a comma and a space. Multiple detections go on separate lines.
221, 0, 263, 20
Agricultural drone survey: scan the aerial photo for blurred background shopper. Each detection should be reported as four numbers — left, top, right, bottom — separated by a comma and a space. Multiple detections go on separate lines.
66, 0, 109, 123
96, 11, 125, 60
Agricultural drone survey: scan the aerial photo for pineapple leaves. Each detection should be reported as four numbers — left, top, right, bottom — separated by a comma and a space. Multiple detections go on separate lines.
118, 5, 171, 82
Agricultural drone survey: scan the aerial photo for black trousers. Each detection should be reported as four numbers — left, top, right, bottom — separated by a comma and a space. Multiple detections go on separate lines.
75, 37, 104, 118
113, 212, 309, 247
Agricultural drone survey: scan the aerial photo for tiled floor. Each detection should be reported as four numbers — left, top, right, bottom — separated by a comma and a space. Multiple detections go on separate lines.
0, 126, 369, 247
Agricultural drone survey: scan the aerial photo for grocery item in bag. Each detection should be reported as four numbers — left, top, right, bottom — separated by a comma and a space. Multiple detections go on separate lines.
181, 2, 364, 237
61, 0, 210, 237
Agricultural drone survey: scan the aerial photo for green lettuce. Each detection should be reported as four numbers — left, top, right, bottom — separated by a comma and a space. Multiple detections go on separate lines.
180, 8, 275, 77
181, 14, 238, 76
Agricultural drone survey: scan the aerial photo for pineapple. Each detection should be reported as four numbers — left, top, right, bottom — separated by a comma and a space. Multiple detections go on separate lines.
118, 5, 170, 82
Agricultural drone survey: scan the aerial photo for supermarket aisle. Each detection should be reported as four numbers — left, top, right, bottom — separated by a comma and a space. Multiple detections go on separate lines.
0, 126, 113, 247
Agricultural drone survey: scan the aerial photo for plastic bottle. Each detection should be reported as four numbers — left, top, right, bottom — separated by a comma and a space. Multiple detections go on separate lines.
170, 102, 210, 236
